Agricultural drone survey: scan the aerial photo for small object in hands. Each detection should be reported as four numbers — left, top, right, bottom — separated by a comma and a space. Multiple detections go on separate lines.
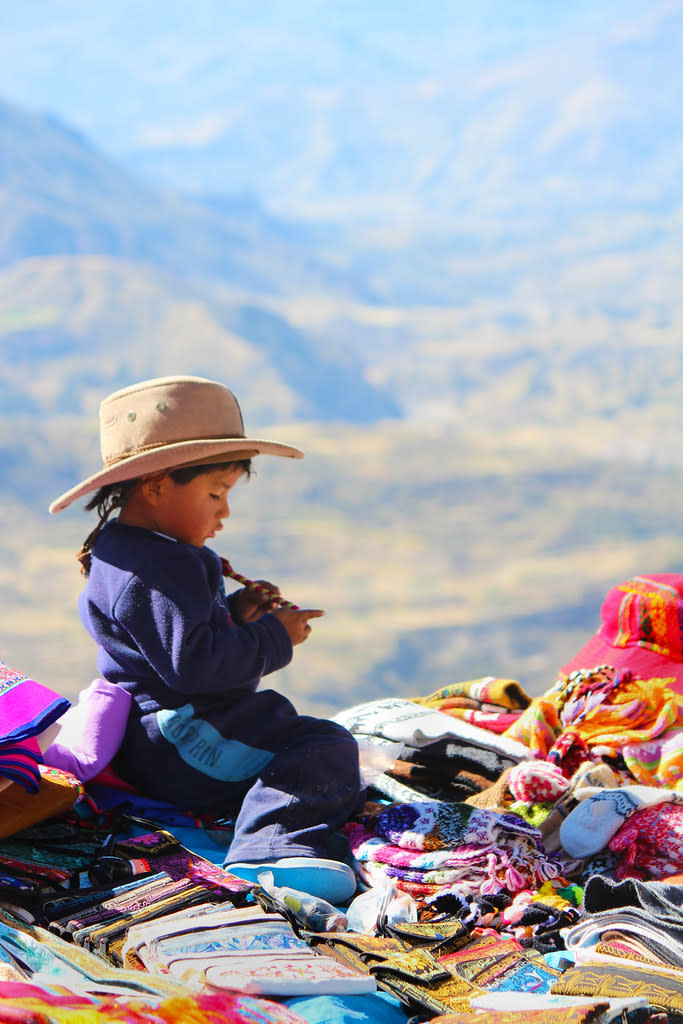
221, 558, 300, 610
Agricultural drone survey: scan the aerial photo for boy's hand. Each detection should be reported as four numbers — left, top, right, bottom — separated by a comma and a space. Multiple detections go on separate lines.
272, 607, 325, 645
232, 580, 281, 622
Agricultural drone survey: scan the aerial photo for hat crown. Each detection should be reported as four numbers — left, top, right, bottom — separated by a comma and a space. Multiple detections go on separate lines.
600, 574, 683, 662
49, 374, 302, 514
100, 376, 245, 466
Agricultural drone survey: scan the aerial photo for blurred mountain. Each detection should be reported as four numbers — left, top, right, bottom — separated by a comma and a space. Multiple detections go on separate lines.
0, 97, 354, 298
0, 98, 401, 425
1, 4, 681, 309
1, 2, 680, 236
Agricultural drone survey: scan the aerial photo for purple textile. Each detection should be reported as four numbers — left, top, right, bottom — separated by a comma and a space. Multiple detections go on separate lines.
0, 659, 70, 743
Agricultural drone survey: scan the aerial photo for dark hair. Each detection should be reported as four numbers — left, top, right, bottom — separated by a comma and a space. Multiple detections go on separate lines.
77, 458, 253, 576
168, 458, 253, 485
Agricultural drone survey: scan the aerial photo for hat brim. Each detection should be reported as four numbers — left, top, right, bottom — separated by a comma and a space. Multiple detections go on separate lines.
49, 436, 303, 514
560, 633, 683, 694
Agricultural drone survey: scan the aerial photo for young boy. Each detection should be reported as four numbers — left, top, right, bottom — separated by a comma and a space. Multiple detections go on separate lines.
50, 374, 361, 902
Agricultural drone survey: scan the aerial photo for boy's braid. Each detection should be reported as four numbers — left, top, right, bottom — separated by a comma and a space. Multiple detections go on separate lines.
77, 483, 134, 576
77, 513, 110, 576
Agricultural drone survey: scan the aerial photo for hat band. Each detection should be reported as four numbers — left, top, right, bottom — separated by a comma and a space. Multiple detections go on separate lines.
103, 436, 246, 467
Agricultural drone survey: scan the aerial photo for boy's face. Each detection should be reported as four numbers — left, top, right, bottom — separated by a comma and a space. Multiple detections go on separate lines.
150, 465, 245, 547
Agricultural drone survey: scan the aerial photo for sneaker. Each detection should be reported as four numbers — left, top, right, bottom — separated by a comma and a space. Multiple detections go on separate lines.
225, 856, 357, 905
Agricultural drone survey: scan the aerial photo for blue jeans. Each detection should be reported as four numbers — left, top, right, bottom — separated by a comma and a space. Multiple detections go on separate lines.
225, 714, 362, 862
115, 687, 362, 862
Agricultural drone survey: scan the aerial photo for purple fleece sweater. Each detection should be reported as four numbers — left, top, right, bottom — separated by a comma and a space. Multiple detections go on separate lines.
79, 520, 293, 712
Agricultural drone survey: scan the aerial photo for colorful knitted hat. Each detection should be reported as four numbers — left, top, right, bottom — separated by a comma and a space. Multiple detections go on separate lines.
560, 574, 683, 693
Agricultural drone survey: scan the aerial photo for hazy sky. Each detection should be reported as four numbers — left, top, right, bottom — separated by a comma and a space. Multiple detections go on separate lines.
1, 1, 680, 301
1, 0, 678, 215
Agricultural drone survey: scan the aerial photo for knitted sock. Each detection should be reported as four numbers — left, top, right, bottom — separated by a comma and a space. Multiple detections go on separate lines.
568, 760, 621, 800
560, 786, 678, 858
507, 760, 569, 804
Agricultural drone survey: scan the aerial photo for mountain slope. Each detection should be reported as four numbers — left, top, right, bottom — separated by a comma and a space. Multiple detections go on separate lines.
0, 97, 347, 297
0, 94, 402, 424
0, 256, 401, 434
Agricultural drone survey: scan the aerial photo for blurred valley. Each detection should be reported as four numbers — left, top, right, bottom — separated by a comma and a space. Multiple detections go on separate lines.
0, 2, 682, 715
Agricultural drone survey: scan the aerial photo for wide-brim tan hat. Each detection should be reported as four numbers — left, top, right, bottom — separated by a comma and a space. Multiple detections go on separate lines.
49, 375, 303, 514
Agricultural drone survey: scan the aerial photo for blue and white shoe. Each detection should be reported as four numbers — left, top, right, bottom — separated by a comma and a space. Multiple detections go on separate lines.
225, 856, 357, 905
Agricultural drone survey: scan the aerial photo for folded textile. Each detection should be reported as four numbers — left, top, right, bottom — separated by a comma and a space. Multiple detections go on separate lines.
64, 872, 201, 934
415, 677, 532, 711
464, 992, 651, 1024
562, 908, 683, 970
402, 737, 519, 782
384, 758, 463, 798
583, 872, 683, 921
367, 771, 435, 805
367, 965, 477, 1016
75, 881, 216, 963
45, 871, 177, 938
125, 903, 377, 996
0, 765, 84, 841
581, 935, 679, 973
122, 903, 276, 963
364, 799, 543, 851
0, 659, 70, 744
0, 827, 103, 896
0, 736, 42, 792
156, 917, 312, 963
458, 709, 525, 733
0, 906, 189, 1001
346, 802, 563, 903
466, 946, 561, 994
335, 698, 531, 761
105, 829, 253, 899
411, 678, 532, 736
551, 960, 683, 1016
0, 979, 313, 1023
305, 929, 409, 972
437, 932, 523, 978
306, 937, 478, 1013
202, 953, 378, 997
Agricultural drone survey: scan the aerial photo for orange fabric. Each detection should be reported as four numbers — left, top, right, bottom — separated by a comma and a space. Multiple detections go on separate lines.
0, 765, 82, 839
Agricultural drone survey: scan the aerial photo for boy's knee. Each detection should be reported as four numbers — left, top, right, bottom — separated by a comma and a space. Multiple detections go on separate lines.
320, 719, 361, 765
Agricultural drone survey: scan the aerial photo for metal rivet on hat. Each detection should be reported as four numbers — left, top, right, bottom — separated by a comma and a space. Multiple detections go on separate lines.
127, 410, 136, 421
156, 401, 167, 412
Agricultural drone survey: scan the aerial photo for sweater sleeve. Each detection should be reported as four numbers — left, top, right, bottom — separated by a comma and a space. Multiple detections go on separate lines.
108, 544, 292, 698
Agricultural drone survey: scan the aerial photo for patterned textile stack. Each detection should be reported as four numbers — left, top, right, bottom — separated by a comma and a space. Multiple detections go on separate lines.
331, 651, 683, 1021
4, 574, 683, 1022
